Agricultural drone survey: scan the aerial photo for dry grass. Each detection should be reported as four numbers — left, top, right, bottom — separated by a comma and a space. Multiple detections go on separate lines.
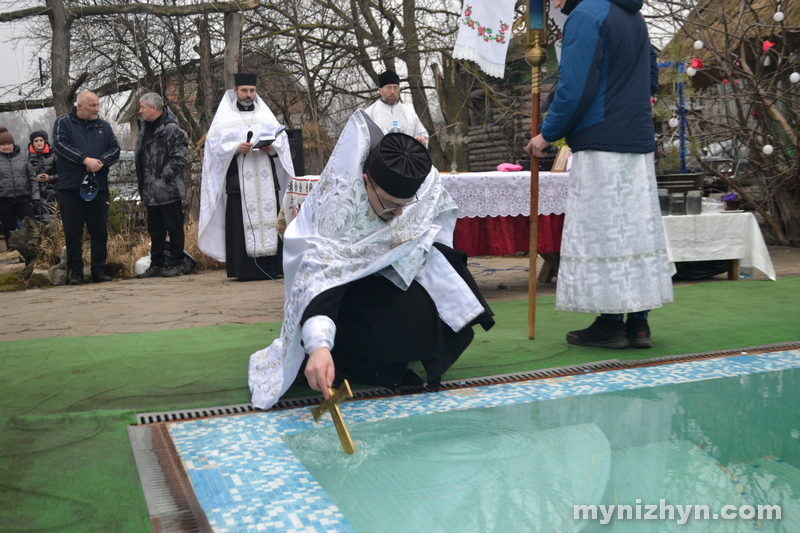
36, 206, 223, 278
184, 218, 225, 271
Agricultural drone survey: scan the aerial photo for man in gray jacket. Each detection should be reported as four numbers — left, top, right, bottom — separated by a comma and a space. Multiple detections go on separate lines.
135, 93, 189, 278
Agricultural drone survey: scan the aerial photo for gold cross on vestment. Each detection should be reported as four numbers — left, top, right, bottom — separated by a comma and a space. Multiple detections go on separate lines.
310, 379, 356, 455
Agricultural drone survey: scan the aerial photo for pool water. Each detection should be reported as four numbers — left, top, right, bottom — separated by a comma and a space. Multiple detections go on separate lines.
167, 351, 800, 532
285, 368, 799, 532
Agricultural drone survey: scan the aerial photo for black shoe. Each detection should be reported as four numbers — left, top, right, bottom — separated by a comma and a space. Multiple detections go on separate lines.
161, 265, 184, 277
92, 273, 112, 283
566, 317, 630, 349
68, 272, 83, 285
626, 318, 652, 349
137, 265, 163, 279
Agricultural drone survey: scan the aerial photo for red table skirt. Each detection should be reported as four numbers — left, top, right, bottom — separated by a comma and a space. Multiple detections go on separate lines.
453, 214, 565, 257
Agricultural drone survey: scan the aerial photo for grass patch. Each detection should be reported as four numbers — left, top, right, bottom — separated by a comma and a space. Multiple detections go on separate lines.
0, 271, 27, 291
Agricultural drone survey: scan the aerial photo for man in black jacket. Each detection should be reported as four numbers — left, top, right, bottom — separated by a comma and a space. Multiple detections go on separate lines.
135, 92, 189, 278
53, 91, 120, 285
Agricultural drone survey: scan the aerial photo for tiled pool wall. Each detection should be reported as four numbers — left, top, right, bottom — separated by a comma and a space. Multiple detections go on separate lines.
168, 350, 800, 532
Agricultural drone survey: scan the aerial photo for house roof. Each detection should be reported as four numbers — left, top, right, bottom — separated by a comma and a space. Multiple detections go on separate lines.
659, 0, 799, 89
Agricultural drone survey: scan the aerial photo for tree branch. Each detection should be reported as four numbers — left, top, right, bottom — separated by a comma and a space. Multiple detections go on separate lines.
0, 0, 260, 23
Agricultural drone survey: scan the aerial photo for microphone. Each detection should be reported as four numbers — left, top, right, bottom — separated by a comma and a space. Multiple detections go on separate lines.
246, 131, 253, 143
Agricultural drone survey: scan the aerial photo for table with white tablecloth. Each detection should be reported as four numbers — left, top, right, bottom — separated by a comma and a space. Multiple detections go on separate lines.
440, 171, 569, 257
281, 171, 569, 257
662, 212, 776, 280
440, 171, 568, 218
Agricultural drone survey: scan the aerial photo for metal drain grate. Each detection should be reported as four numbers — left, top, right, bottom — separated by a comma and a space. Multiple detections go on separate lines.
440, 358, 626, 388
128, 424, 212, 532
623, 340, 800, 368
137, 359, 626, 423
137, 403, 255, 425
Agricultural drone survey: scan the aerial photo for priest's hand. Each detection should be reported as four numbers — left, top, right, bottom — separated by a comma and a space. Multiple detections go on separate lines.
527, 134, 552, 159
306, 347, 335, 399
258, 145, 276, 155
239, 142, 253, 154
415, 135, 428, 146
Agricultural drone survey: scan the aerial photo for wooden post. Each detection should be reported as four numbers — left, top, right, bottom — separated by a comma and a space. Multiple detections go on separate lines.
525, 21, 548, 339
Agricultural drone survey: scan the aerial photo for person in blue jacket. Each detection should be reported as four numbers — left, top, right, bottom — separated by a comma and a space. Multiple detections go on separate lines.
52, 91, 120, 285
527, 0, 672, 348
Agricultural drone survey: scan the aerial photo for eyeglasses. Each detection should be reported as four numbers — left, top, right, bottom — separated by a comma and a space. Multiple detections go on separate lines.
365, 176, 418, 214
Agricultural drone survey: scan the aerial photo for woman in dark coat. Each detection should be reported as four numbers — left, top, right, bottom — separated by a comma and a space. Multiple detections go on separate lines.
0, 127, 38, 246
28, 130, 58, 213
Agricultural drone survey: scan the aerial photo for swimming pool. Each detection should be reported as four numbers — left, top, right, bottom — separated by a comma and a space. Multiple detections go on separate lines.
167, 350, 800, 532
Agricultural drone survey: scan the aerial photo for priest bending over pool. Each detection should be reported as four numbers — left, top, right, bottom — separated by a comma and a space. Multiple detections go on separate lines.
248, 110, 494, 408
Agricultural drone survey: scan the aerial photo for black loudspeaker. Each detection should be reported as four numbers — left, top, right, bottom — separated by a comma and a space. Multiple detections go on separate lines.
286, 128, 305, 176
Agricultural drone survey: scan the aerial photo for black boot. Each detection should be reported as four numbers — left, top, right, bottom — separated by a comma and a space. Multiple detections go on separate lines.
566, 317, 630, 349
92, 272, 113, 283
626, 318, 652, 349
68, 272, 83, 285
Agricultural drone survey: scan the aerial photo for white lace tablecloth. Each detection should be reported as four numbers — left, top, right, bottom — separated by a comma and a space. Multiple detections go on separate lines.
440, 171, 568, 218
662, 212, 776, 280
284, 171, 568, 222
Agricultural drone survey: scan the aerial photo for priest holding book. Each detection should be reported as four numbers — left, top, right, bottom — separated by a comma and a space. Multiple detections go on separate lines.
199, 73, 295, 280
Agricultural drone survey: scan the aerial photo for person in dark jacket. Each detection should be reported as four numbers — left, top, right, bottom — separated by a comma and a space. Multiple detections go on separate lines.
0, 127, 39, 247
134, 92, 189, 278
52, 91, 120, 285
28, 130, 58, 216
526, 0, 672, 348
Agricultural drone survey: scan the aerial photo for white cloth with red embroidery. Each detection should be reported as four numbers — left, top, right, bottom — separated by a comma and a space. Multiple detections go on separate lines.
452, 0, 516, 78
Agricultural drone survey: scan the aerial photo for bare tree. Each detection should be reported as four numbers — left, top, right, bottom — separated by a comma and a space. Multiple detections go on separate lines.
647, 0, 800, 245
0, 0, 259, 115
247, 0, 493, 169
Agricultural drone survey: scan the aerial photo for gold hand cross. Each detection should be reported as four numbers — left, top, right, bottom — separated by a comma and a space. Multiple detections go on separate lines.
310, 379, 357, 455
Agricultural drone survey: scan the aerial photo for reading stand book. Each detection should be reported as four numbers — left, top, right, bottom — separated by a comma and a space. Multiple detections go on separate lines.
252, 125, 286, 149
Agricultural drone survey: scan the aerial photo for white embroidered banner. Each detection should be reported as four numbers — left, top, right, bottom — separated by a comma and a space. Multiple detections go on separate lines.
452, 0, 516, 78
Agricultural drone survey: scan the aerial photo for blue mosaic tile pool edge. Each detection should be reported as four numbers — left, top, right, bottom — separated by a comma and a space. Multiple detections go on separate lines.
167, 350, 800, 533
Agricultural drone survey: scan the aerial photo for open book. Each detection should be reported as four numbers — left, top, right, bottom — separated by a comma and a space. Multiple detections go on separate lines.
252, 125, 287, 149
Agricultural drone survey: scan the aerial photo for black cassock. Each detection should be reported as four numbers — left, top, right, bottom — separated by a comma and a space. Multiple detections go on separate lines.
224, 153, 283, 281
300, 243, 495, 389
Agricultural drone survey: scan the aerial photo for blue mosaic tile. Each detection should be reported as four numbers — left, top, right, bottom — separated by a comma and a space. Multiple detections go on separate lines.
167, 349, 800, 532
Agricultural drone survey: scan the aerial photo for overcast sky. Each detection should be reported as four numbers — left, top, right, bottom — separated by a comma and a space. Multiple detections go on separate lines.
1, 25, 30, 95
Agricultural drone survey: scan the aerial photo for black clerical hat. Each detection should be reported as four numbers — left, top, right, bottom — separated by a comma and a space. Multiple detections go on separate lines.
378, 71, 400, 88
234, 73, 258, 87
367, 133, 431, 199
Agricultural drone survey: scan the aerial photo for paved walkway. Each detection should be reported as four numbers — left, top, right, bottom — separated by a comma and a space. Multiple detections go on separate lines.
2, 248, 797, 342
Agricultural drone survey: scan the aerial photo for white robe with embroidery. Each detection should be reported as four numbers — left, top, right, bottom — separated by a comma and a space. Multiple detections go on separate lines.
198, 90, 295, 262
248, 110, 484, 410
556, 151, 674, 313
364, 99, 428, 141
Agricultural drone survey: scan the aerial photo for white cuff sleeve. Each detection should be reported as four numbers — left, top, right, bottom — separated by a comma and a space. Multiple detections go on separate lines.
301, 315, 336, 354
